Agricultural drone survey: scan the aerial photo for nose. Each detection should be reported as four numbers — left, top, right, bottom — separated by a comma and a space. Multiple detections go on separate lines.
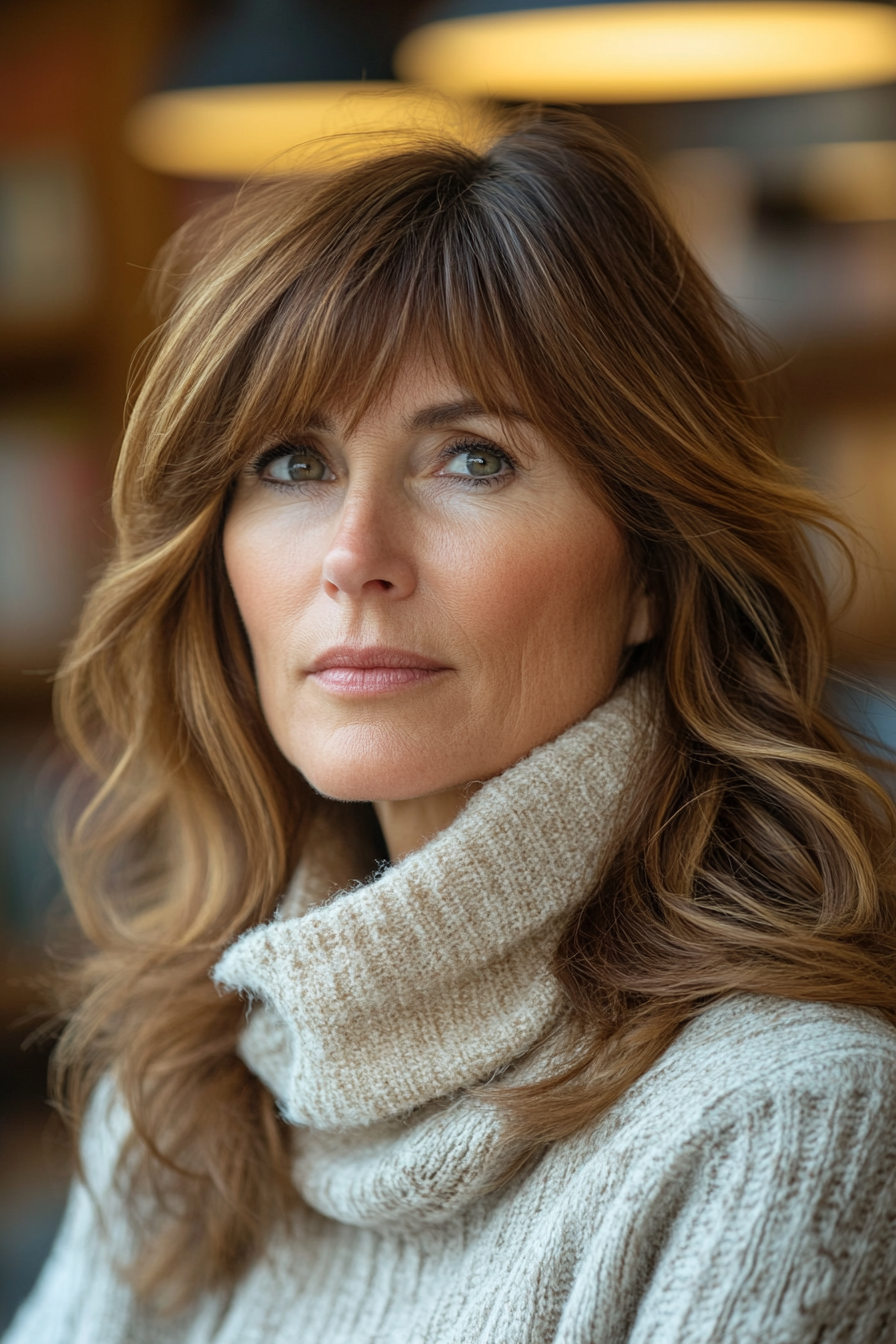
321, 487, 416, 602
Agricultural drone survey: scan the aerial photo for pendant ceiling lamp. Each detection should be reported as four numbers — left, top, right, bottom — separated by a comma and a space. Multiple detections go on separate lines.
125, 0, 482, 180
125, 83, 483, 179
395, 1, 896, 103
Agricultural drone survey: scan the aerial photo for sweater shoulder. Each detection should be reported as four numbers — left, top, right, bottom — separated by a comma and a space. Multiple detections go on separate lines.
540, 999, 896, 1344
589, 993, 896, 1155
545, 995, 896, 1261
666, 992, 896, 1096
79, 1074, 132, 1195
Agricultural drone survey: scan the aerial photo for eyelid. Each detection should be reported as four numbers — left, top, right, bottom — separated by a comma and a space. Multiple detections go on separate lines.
248, 442, 327, 475
436, 436, 518, 469
244, 435, 518, 479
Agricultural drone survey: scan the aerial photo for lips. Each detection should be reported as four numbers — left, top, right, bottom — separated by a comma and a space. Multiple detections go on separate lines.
307, 645, 450, 695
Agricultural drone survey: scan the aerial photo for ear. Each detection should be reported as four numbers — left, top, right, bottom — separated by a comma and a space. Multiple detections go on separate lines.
624, 586, 656, 647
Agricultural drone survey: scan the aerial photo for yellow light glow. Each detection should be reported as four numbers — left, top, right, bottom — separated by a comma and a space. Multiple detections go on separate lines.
802, 140, 896, 220
125, 83, 489, 179
396, 2, 896, 102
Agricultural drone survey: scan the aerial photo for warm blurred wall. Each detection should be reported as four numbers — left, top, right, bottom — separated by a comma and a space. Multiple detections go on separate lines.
648, 130, 896, 672
0, 0, 178, 945
0, 0, 179, 1327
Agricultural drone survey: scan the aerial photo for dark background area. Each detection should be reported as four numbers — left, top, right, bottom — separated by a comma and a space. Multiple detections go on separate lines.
1, 0, 894, 1328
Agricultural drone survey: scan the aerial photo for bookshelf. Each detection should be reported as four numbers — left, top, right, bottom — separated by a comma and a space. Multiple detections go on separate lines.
0, 2, 180, 1325
0, 0, 176, 1098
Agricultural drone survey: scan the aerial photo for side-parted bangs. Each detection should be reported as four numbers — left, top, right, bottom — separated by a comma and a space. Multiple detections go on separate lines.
143, 118, 764, 550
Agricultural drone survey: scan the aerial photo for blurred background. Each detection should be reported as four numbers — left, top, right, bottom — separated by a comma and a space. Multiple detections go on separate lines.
1, 0, 895, 1327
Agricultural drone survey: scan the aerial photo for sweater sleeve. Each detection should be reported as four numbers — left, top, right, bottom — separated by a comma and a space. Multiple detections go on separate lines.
620, 1049, 896, 1344
1, 1079, 146, 1344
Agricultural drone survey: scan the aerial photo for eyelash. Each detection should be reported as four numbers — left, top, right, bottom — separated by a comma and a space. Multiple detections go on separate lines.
245, 443, 323, 494
247, 437, 518, 491
249, 442, 312, 472
437, 438, 517, 488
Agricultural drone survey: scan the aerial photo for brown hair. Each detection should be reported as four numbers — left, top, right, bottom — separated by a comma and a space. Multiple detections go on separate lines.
52, 106, 896, 1310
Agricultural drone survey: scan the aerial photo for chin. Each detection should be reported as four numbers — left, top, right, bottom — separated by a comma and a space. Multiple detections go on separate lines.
284, 722, 469, 803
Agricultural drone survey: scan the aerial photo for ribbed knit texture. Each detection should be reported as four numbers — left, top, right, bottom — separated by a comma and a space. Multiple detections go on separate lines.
213, 677, 644, 1131
7, 680, 896, 1343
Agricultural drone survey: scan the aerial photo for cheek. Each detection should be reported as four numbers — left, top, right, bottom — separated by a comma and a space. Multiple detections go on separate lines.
446, 505, 631, 687
222, 509, 315, 672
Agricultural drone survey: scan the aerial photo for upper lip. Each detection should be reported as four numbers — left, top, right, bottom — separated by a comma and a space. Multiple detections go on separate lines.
308, 645, 449, 672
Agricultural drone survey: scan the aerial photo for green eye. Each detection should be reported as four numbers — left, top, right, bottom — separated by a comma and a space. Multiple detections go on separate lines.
444, 447, 507, 478
266, 450, 330, 483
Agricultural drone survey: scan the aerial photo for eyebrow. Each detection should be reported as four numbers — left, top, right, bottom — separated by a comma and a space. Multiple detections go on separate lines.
287, 399, 531, 438
301, 413, 333, 433
407, 399, 531, 431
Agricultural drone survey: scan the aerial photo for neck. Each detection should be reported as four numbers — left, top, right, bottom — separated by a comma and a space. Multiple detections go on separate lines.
215, 675, 648, 1133
373, 787, 480, 862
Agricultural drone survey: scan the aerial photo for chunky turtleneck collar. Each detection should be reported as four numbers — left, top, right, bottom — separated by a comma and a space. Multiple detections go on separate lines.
215, 679, 647, 1120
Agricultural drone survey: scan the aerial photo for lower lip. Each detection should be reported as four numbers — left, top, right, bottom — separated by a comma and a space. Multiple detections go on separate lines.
310, 667, 447, 695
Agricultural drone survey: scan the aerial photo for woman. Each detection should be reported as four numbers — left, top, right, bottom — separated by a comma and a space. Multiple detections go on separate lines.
8, 108, 896, 1343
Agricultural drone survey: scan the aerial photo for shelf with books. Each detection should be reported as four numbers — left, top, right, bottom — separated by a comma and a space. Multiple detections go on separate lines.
0, 0, 177, 1153
0, 408, 107, 681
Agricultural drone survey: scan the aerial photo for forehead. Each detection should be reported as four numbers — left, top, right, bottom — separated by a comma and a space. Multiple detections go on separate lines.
293, 358, 532, 438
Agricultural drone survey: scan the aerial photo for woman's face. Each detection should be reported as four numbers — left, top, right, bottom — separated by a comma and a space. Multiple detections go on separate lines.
224, 360, 651, 803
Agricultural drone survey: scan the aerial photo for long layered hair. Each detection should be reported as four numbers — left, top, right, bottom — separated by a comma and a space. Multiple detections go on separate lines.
52, 107, 896, 1310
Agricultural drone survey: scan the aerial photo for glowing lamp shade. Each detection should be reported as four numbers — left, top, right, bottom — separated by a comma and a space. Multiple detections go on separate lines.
125, 84, 486, 179
395, 2, 896, 103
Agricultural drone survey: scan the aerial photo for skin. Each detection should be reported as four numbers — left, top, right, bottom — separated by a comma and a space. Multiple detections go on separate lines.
224, 360, 652, 861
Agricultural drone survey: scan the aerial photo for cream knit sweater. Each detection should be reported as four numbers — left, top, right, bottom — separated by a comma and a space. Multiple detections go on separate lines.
7, 683, 896, 1343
